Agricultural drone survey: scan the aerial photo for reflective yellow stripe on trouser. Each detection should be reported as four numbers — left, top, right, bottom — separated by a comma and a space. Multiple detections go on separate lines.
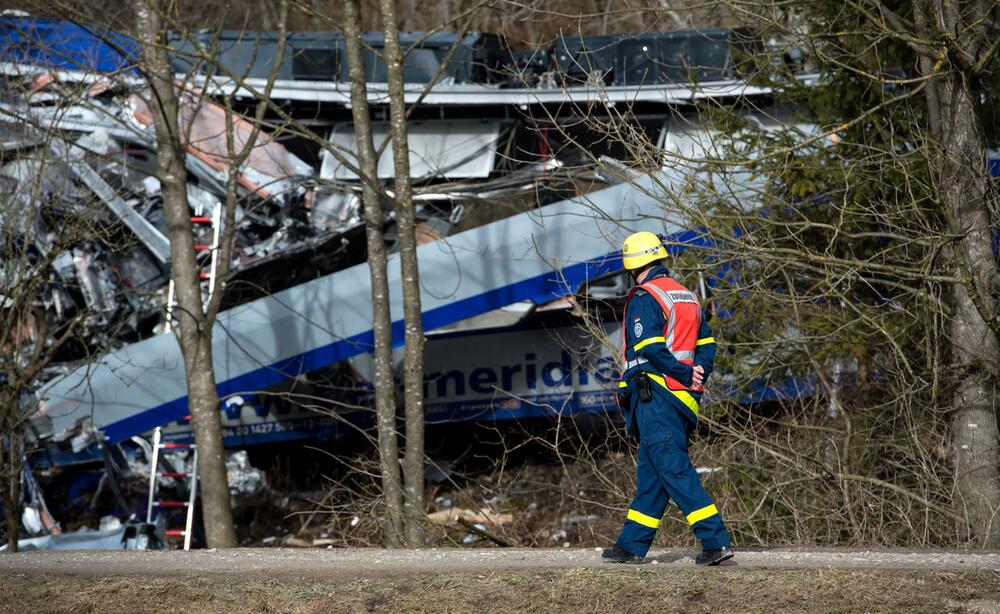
645, 373, 700, 416
627, 508, 661, 528
686, 504, 719, 525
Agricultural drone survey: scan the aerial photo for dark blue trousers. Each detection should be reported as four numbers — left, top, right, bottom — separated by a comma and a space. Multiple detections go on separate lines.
615, 419, 730, 556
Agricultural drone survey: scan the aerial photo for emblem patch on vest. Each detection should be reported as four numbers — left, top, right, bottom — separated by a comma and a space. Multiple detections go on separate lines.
633, 317, 643, 337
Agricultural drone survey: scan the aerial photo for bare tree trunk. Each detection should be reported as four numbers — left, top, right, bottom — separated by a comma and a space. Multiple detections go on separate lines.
342, 0, 405, 547
934, 76, 1000, 547
2, 426, 18, 553
133, 0, 236, 549
914, 0, 1000, 548
380, 0, 426, 547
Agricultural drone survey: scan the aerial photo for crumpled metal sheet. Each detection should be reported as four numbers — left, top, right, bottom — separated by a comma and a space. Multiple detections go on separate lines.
226, 450, 267, 499
130, 89, 314, 201
50, 133, 171, 263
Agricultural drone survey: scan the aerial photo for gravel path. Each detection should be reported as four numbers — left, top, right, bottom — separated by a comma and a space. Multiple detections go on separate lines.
2, 547, 998, 580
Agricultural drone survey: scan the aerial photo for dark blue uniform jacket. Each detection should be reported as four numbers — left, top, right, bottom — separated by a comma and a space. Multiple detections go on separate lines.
620, 266, 717, 444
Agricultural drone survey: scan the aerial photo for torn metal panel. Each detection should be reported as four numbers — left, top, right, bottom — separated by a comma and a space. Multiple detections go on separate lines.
0, 153, 88, 216
49, 136, 171, 264
19, 105, 231, 203
129, 91, 314, 201
311, 190, 360, 231
72, 246, 117, 315
0, 119, 40, 151
322, 120, 500, 180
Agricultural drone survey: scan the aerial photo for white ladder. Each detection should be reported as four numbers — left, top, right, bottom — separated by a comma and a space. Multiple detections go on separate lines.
145, 426, 199, 550
165, 201, 222, 333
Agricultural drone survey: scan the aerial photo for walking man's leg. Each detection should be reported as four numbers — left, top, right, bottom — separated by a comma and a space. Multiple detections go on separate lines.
605, 444, 668, 563
647, 436, 733, 565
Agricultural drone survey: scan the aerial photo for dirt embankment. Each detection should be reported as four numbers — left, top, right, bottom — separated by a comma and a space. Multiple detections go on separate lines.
0, 567, 998, 613
1, 548, 999, 613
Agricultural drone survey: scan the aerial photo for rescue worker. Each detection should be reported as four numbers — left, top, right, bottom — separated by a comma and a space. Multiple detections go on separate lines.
602, 231, 734, 566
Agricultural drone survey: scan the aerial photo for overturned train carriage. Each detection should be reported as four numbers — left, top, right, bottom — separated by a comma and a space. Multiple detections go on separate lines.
0, 17, 812, 462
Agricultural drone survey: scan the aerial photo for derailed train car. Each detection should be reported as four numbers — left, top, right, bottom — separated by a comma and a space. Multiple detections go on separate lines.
1, 15, 820, 468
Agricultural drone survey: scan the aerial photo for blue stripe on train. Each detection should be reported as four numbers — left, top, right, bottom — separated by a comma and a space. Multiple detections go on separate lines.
101, 253, 623, 442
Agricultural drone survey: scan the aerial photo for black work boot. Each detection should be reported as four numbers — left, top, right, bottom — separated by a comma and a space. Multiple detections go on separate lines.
602, 544, 647, 564
695, 546, 735, 566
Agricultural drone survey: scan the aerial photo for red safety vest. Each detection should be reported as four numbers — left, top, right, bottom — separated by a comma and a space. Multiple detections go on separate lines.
620, 275, 703, 392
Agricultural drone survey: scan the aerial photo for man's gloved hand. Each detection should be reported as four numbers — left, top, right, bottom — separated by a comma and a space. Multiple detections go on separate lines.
636, 374, 653, 403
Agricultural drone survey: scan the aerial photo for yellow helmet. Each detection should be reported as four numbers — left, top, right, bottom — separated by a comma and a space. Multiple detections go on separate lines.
621, 231, 667, 270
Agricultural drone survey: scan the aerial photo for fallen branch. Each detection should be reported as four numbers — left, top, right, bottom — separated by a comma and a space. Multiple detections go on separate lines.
457, 517, 514, 547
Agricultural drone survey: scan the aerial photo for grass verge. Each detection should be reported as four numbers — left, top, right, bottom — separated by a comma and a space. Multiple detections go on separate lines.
1, 568, 997, 613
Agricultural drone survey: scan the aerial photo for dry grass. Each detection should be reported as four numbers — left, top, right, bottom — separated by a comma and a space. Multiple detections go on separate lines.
1, 568, 997, 613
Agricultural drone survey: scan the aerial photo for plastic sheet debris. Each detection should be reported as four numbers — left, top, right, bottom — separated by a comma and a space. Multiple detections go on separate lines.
21, 505, 43, 534
99, 515, 122, 531
462, 530, 480, 544
561, 514, 599, 526
0, 526, 126, 552
424, 461, 456, 484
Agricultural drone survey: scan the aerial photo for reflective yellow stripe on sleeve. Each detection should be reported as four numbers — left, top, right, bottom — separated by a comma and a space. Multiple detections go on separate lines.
695, 337, 716, 346
686, 504, 719, 525
627, 508, 661, 528
618, 381, 628, 389
633, 336, 666, 351
645, 373, 700, 416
